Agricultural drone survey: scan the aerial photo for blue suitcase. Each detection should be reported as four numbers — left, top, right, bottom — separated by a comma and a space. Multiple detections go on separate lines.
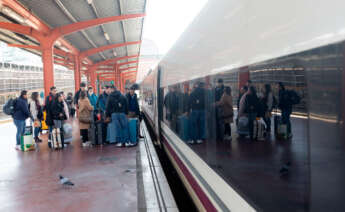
178, 115, 190, 141
128, 118, 138, 144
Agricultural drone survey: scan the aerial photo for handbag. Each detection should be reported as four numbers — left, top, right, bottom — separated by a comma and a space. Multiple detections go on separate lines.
79, 111, 91, 123
34, 120, 41, 127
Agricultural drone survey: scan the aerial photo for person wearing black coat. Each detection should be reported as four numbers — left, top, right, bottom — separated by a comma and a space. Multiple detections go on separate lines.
164, 86, 179, 131
13, 90, 32, 150
244, 86, 260, 140
74, 82, 87, 106
188, 82, 206, 144
51, 93, 66, 148
126, 87, 140, 117
105, 88, 131, 147
44, 86, 57, 127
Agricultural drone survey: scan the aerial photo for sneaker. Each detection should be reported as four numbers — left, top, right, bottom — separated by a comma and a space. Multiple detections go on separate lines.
187, 140, 194, 144
82, 143, 88, 147
196, 140, 203, 144
125, 142, 131, 147
116, 143, 123, 147
15, 145, 21, 150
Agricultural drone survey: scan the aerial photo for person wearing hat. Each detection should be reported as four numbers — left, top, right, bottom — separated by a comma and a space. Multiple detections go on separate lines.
74, 82, 88, 107
188, 81, 206, 144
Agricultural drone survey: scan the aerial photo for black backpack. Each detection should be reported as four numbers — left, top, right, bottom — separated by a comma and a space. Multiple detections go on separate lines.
287, 90, 301, 105
3, 98, 17, 116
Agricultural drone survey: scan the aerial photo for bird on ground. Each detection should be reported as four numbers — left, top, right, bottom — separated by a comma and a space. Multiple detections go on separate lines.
59, 175, 74, 186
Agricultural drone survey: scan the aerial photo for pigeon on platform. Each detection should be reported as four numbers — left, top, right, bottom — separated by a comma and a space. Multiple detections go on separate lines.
59, 175, 74, 186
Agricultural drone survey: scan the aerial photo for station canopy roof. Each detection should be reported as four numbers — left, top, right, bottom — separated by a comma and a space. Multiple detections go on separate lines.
0, 0, 146, 69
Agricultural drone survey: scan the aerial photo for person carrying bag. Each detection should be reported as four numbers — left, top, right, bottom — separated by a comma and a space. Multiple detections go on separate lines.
78, 91, 93, 146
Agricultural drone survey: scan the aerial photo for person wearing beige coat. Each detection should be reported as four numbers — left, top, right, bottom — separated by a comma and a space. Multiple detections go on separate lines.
78, 91, 93, 145
215, 86, 234, 140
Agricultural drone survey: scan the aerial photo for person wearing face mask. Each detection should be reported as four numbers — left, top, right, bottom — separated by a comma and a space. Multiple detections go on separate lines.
88, 87, 98, 109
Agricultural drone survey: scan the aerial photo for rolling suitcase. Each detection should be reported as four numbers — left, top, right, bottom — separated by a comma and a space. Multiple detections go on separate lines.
63, 123, 73, 144
90, 110, 103, 145
237, 116, 249, 137
253, 118, 266, 141
51, 128, 63, 149
21, 120, 35, 151
128, 118, 138, 144
274, 114, 287, 140
178, 115, 190, 141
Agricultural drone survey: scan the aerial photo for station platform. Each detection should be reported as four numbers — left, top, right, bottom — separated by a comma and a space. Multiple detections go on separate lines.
0, 119, 177, 212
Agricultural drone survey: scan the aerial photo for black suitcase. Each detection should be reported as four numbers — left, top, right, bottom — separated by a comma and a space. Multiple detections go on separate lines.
90, 110, 104, 145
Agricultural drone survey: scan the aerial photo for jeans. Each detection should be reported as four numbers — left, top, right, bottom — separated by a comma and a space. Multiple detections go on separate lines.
281, 109, 292, 134
109, 113, 130, 144
248, 113, 257, 139
190, 110, 206, 141
34, 127, 40, 138
14, 119, 25, 145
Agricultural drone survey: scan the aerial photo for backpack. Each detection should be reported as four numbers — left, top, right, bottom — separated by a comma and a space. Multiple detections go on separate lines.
3, 98, 17, 116
287, 90, 301, 105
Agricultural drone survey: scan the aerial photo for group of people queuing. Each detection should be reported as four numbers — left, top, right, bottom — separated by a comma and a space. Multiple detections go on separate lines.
11, 81, 141, 150
164, 78, 297, 144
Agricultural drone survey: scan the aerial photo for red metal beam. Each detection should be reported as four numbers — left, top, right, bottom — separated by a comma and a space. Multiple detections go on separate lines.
121, 70, 137, 75
119, 66, 139, 72
7, 44, 75, 61
51, 14, 145, 41
91, 55, 140, 69
79, 41, 141, 59
0, 0, 79, 55
117, 60, 139, 68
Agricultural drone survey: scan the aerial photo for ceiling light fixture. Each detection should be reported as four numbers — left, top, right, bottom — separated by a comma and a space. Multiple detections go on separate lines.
1, 6, 25, 23
87, 0, 93, 5
61, 46, 70, 53
104, 33, 110, 41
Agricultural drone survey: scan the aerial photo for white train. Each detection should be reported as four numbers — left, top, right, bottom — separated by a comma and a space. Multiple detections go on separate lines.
141, 1, 345, 211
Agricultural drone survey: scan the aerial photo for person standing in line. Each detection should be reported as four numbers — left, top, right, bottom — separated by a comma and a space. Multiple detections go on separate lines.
244, 86, 260, 140
88, 87, 98, 109
237, 86, 248, 125
126, 87, 140, 118
29, 92, 43, 143
13, 90, 32, 150
164, 86, 179, 132
51, 93, 67, 148
74, 82, 87, 107
78, 91, 93, 147
44, 86, 57, 143
105, 86, 131, 147
278, 82, 293, 138
262, 84, 274, 132
215, 79, 225, 140
59, 91, 70, 120
215, 87, 234, 140
66, 92, 75, 118
188, 82, 206, 144
96, 85, 111, 112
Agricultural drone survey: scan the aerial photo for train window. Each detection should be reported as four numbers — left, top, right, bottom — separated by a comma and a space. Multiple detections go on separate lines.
160, 53, 320, 211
